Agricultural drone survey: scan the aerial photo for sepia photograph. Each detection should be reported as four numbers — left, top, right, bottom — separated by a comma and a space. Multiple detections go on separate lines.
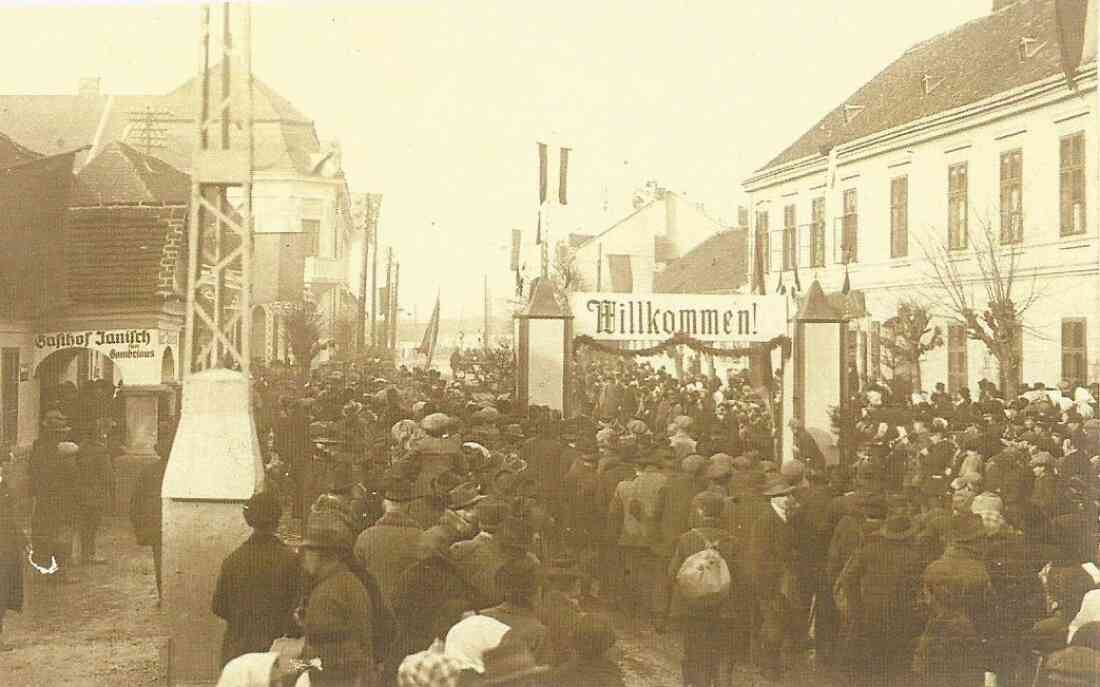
0, 1, 1097, 685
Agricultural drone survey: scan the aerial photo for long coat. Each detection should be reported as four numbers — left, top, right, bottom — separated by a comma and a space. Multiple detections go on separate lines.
211, 532, 302, 667
384, 551, 475, 681
841, 535, 927, 643
0, 481, 24, 613
129, 459, 167, 547
653, 472, 703, 558
353, 511, 422, 606
303, 561, 376, 687
450, 532, 518, 610
666, 524, 736, 619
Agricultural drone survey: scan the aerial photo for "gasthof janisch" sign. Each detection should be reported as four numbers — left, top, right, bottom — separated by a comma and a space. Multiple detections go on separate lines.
569, 293, 788, 342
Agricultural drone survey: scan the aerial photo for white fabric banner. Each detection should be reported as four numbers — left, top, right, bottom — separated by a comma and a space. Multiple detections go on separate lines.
570, 292, 787, 342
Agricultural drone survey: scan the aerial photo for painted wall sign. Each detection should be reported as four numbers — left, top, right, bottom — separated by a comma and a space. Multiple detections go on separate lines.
570, 292, 788, 343
32, 328, 171, 385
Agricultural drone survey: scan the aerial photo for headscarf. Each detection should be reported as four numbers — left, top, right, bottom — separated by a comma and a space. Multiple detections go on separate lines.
1069, 589, 1100, 643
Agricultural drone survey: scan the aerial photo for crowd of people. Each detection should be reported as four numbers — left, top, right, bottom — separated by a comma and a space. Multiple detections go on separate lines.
2, 351, 1098, 687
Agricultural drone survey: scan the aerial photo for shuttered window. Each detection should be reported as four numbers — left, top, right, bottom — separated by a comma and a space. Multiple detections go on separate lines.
1060, 132, 1086, 236
1062, 319, 1087, 383
890, 176, 908, 258
948, 162, 968, 250
810, 197, 826, 267
1000, 150, 1023, 244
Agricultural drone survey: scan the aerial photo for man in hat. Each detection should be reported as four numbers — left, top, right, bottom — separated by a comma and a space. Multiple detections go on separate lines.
212, 490, 301, 667
594, 438, 637, 607
721, 465, 769, 667
651, 453, 707, 628
837, 511, 927, 686
608, 442, 669, 625
560, 435, 603, 561
537, 556, 587, 667
913, 513, 993, 687
73, 417, 115, 566
667, 490, 735, 687
451, 506, 536, 610
29, 411, 78, 579
299, 508, 377, 687
354, 474, 424, 607
749, 473, 806, 681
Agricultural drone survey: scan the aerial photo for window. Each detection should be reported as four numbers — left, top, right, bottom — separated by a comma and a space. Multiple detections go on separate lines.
1060, 132, 1086, 236
783, 204, 797, 270
839, 189, 858, 263
756, 210, 770, 273
1000, 149, 1023, 243
1062, 319, 1087, 383
947, 324, 967, 396
302, 198, 326, 255
810, 197, 826, 267
948, 162, 968, 250
890, 176, 908, 258
1, 348, 17, 448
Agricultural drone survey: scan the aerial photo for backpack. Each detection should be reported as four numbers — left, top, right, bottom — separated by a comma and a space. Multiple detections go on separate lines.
676, 534, 731, 604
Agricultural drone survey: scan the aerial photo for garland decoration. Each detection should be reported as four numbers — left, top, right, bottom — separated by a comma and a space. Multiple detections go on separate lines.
573, 333, 789, 359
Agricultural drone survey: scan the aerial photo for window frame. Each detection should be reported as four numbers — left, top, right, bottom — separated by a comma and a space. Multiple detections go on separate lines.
782, 204, 797, 270
756, 210, 770, 274
948, 162, 969, 250
810, 196, 826, 268
890, 175, 909, 258
1060, 131, 1086, 237
1061, 318, 1088, 383
837, 188, 858, 264
999, 149, 1024, 244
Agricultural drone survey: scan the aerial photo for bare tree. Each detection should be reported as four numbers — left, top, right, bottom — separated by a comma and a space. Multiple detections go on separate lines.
551, 245, 587, 295
881, 298, 943, 394
918, 215, 1043, 398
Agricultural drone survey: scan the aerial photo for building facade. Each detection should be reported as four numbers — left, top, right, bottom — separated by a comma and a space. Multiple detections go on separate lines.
744, 0, 1097, 395
0, 66, 364, 368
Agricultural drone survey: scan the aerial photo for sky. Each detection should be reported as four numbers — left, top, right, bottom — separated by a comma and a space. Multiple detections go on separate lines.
1, 0, 990, 320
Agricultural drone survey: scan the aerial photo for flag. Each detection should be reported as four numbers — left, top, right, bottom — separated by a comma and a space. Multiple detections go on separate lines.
793, 261, 802, 293
417, 296, 441, 368
775, 271, 785, 295
826, 145, 838, 189
537, 142, 548, 205
510, 229, 522, 271
842, 263, 851, 295
0, 149, 78, 319
1056, 0, 1096, 83
752, 227, 767, 295
558, 147, 571, 205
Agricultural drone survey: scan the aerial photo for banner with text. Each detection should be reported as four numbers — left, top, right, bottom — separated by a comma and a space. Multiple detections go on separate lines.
32, 328, 172, 385
570, 293, 788, 342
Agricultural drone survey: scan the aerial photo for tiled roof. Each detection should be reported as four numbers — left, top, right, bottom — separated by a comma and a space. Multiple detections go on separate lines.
0, 131, 41, 168
72, 141, 190, 206
0, 63, 321, 175
756, 0, 1094, 173
65, 205, 185, 304
654, 229, 748, 294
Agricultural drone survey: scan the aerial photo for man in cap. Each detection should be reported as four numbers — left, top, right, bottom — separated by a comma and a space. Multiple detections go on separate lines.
299, 508, 377, 687
608, 442, 669, 625
560, 435, 603, 561
594, 437, 637, 607
451, 505, 535, 610
651, 453, 707, 629
749, 473, 806, 681
211, 490, 301, 667
478, 556, 549, 666
354, 473, 424, 607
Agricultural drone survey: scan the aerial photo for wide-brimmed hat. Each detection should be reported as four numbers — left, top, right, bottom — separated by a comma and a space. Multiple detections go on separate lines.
761, 473, 795, 497
880, 514, 917, 540
300, 509, 354, 550
447, 481, 486, 511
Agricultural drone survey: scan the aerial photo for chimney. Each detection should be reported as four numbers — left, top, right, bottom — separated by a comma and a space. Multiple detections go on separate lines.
78, 77, 101, 97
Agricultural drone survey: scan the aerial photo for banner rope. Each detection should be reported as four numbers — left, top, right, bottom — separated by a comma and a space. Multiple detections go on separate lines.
572, 333, 789, 359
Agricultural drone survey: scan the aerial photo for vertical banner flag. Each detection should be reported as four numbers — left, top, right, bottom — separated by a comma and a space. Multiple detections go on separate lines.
417, 296, 441, 368
537, 142, 548, 244
558, 147, 570, 205
510, 229, 522, 271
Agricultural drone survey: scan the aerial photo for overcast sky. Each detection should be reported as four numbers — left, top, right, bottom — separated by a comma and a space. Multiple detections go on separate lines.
3, 0, 989, 320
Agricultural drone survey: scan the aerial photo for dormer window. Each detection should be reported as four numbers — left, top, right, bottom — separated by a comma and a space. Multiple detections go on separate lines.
1018, 36, 1046, 60
922, 74, 944, 95
843, 104, 865, 124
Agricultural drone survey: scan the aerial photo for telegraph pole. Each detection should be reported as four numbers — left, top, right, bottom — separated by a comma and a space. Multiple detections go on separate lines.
390, 259, 400, 355
162, 4, 263, 684
357, 203, 370, 352
383, 247, 393, 352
